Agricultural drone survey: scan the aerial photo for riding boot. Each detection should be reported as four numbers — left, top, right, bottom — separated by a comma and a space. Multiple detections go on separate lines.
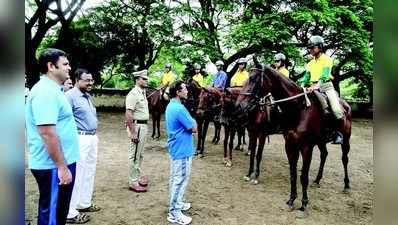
313, 90, 330, 116
332, 118, 344, 144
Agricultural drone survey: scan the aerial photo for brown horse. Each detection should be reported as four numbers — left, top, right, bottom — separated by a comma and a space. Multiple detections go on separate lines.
196, 87, 247, 165
147, 87, 167, 139
195, 87, 222, 157
236, 64, 352, 217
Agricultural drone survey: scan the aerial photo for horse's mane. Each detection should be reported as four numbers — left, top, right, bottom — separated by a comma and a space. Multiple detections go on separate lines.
265, 65, 302, 95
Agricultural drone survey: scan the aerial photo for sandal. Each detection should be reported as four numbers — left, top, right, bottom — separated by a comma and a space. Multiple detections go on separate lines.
66, 213, 90, 224
78, 204, 101, 212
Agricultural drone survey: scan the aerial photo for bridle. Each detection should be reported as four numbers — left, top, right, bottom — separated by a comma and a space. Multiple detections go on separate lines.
239, 67, 311, 115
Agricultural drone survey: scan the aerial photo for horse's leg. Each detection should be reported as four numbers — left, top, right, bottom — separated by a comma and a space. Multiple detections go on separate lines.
226, 128, 236, 167
156, 114, 161, 138
245, 130, 257, 181
223, 125, 230, 164
251, 132, 267, 185
195, 119, 203, 155
342, 134, 351, 192
151, 112, 156, 138
200, 120, 210, 157
234, 127, 242, 151
211, 120, 217, 144
313, 143, 328, 187
285, 141, 299, 211
215, 121, 221, 144
297, 144, 314, 217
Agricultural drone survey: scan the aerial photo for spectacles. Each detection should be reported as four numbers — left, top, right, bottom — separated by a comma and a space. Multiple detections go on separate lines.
81, 79, 94, 83
141, 77, 148, 81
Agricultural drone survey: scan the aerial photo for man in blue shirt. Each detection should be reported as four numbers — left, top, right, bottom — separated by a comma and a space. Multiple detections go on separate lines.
165, 81, 197, 225
212, 60, 227, 91
25, 48, 80, 225
66, 68, 99, 223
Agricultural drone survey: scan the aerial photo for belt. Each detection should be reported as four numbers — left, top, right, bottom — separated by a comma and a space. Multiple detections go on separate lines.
133, 120, 148, 124
78, 130, 96, 135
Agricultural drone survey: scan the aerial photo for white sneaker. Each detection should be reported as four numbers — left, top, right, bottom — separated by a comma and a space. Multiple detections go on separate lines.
167, 212, 192, 225
181, 202, 191, 211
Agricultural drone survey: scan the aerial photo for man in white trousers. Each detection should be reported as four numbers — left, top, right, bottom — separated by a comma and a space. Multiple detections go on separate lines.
66, 68, 100, 224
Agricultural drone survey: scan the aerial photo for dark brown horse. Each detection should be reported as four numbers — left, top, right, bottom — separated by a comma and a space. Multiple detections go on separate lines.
196, 87, 247, 165
236, 65, 352, 217
196, 87, 222, 148
147, 87, 167, 139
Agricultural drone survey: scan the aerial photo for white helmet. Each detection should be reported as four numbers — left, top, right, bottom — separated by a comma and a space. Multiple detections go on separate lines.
237, 58, 247, 64
165, 63, 172, 68
274, 53, 286, 61
215, 60, 224, 66
193, 63, 201, 70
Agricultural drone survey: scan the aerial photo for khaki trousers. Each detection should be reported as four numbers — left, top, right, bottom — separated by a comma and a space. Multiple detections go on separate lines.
320, 81, 344, 119
128, 123, 148, 185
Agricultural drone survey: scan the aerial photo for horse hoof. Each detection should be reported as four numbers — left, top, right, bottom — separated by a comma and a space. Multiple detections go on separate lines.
244, 176, 250, 181
284, 203, 295, 211
199, 154, 205, 158
245, 151, 250, 156
222, 158, 228, 164
225, 161, 232, 167
250, 179, 258, 185
342, 188, 351, 194
296, 209, 309, 218
310, 182, 321, 188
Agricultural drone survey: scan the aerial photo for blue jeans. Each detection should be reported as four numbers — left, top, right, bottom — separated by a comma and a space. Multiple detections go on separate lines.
168, 156, 192, 216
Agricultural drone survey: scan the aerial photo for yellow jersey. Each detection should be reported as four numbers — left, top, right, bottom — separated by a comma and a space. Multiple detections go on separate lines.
230, 69, 249, 87
306, 53, 333, 82
161, 71, 175, 86
193, 73, 204, 87
278, 67, 289, 77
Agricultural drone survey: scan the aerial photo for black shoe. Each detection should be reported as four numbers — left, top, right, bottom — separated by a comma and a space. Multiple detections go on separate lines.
332, 131, 343, 144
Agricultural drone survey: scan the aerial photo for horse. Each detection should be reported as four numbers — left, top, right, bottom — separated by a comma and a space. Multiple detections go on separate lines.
235, 64, 352, 217
221, 87, 248, 166
196, 87, 222, 146
146, 87, 168, 139
196, 87, 247, 165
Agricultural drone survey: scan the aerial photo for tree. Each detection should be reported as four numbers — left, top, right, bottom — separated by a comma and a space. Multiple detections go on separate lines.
25, 0, 86, 88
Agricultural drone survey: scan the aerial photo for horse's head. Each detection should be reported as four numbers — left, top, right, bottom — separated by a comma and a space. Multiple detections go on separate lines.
236, 64, 272, 115
197, 87, 222, 117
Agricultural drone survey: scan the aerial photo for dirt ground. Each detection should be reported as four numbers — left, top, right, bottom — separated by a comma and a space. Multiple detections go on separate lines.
25, 112, 373, 225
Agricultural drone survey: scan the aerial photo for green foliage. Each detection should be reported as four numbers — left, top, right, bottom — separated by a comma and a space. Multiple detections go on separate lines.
34, 0, 373, 102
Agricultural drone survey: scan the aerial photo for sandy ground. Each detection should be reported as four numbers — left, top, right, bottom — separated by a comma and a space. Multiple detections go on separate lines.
25, 112, 373, 225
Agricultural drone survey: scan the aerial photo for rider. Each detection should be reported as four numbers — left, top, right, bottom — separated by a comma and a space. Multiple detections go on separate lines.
299, 35, 344, 144
212, 60, 228, 91
230, 58, 249, 87
192, 63, 205, 87
161, 63, 176, 100
274, 53, 289, 78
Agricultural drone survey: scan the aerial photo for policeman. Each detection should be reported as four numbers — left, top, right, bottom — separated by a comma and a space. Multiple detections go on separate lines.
125, 70, 150, 192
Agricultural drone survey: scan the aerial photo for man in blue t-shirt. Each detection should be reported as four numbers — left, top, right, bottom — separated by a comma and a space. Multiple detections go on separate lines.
165, 81, 197, 225
25, 48, 81, 225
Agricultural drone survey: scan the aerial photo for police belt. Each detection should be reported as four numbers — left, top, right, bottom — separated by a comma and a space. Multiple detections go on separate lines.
77, 130, 96, 135
133, 120, 148, 124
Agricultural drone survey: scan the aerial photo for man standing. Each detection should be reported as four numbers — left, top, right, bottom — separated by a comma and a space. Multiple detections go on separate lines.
212, 60, 228, 91
165, 81, 197, 225
230, 58, 249, 87
25, 48, 79, 225
125, 70, 150, 192
66, 68, 99, 224
63, 78, 73, 92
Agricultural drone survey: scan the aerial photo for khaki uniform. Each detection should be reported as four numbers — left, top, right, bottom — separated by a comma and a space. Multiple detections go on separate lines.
125, 85, 149, 185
